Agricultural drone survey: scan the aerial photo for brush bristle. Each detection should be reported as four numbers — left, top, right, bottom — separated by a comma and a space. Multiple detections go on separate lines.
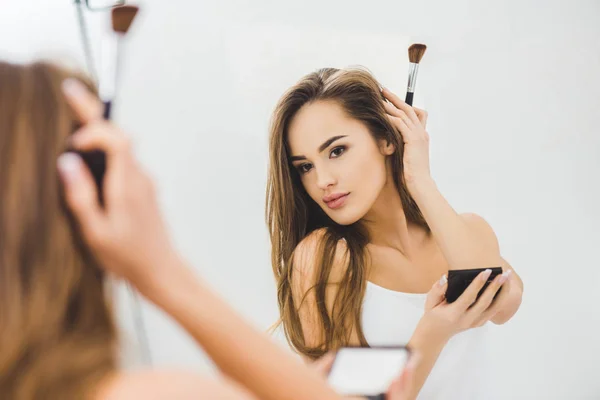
408, 43, 427, 64
112, 5, 139, 34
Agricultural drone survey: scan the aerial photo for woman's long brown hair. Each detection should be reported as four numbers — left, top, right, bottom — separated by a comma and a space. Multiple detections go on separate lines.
0, 61, 118, 399
266, 68, 429, 359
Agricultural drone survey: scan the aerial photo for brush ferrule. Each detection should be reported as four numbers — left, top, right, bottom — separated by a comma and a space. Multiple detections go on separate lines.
407, 62, 419, 93
99, 33, 119, 102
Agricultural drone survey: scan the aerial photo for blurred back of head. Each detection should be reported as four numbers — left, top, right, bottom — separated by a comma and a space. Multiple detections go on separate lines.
0, 61, 118, 399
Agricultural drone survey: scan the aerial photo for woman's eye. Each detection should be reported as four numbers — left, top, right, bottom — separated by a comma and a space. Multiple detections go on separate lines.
330, 146, 346, 158
298, 163, 313, 174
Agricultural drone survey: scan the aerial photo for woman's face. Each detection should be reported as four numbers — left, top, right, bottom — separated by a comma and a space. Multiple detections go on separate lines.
287, 100, 393, 225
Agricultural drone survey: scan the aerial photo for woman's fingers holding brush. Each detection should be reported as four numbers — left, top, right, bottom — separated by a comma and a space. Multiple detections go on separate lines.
381, 87, 420, 125
384, 101, 414, 129
70, 122, 132, 161
380, 87, 432, 188
62, 78, 104, 123
60, 77, 131, 156
381, 88, 429, 143
413, 107, 428, 128
58, 152, 106, 241
386, 114, 412, 142
383, 97, 429, 144
61, 78, 133, 167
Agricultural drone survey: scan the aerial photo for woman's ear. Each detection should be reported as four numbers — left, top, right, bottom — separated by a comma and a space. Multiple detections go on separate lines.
379, 139, 395, 156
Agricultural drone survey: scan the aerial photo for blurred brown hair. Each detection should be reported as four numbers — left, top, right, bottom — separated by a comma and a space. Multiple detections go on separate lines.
0, 61, 118, 399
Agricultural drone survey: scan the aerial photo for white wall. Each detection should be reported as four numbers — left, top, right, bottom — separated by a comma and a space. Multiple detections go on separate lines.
2, 0, 599, 398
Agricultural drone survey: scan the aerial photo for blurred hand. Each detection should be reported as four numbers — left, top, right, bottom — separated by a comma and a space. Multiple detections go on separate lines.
310, 352, 417, 400
310, 352, 336, 377
58, 78, 176, 289
384, 352, 416, 400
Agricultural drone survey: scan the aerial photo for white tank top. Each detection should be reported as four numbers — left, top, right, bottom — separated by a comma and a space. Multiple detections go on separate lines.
362, 281, 493, 400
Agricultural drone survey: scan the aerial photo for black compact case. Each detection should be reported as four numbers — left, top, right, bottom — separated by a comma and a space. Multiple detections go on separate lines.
445, 267, 503, 303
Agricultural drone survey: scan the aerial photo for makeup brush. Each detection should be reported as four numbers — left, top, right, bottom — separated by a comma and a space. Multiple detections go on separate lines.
82, 6, 139, 206
99, 4, 139, 119
405, 43, 427, 106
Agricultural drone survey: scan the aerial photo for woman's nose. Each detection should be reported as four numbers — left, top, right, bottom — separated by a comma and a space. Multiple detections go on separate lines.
316, 168, 336, 190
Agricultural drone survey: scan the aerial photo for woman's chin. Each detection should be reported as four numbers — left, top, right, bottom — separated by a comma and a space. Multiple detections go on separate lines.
328, 209, 363, 226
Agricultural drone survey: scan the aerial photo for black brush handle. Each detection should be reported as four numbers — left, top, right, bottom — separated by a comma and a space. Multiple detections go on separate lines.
78, 150, 106, 206
91, 100, 111, 204
405, 91, 414, 106
103, 100, 112, 120
74, 100, 111, 206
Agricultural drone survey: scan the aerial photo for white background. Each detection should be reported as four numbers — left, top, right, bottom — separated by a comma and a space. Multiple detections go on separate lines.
2, 0, 599, 398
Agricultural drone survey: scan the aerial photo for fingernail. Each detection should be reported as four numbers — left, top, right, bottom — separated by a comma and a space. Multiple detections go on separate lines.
57, 152, 82, 182
439, 274, 447, 287
499, 270, 511, 284
407, 352, 421, 370
481, 269, 492, 280
62, 78, 86, 98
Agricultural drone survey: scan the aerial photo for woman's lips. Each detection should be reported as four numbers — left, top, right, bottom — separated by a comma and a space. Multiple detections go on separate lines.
325, 193, 349, 210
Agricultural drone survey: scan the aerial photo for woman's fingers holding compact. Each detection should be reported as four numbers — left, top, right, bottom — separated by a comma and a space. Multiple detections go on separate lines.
381, 87, 420, 125
453, 269, 492, 312
471, 271, 513, 327
385, 353, 418, 400
310, 352, 336, 377
465, 271, 510, 324
425, 274, 448, 311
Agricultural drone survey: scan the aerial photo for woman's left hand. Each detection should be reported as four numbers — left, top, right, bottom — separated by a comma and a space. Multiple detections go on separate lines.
381, 88, 431, 192
475, 269, 523, 326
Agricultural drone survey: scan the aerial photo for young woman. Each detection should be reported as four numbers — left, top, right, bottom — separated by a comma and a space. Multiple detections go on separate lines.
266, 67, 524, 399
0, 60, 420, 400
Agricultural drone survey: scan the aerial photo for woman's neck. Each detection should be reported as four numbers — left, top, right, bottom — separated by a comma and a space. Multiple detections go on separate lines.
362, 177, 428, 258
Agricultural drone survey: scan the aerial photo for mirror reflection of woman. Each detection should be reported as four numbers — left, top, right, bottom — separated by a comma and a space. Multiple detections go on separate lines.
266, 68, 524, 399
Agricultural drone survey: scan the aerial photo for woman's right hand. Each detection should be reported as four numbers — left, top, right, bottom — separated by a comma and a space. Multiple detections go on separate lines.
58, 78, 177, 291
417, 269, 509, 342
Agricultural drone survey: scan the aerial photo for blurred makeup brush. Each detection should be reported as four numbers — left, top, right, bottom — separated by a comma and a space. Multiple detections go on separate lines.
80, 6, 139, 206
405, 43, 427, 106
109, 7, 153, 369
99, 4, 139, 119
112, 5, 152, 365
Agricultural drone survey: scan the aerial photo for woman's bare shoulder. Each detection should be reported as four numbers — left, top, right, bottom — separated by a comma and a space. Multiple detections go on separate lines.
96, 369, 256, 400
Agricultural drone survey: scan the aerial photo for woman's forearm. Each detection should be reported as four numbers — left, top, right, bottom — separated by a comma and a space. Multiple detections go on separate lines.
410, 178, 501, 270
405, 326, 448, 400
138, 256, 340, 400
